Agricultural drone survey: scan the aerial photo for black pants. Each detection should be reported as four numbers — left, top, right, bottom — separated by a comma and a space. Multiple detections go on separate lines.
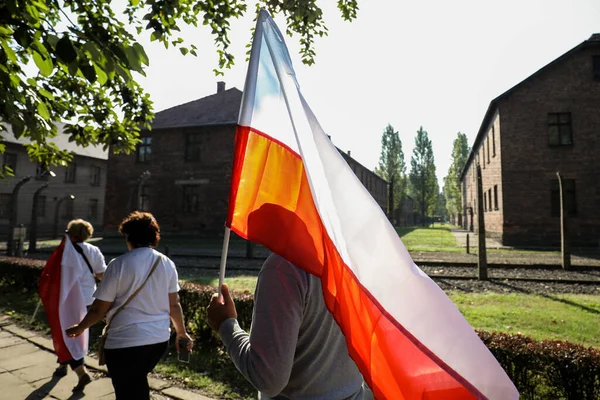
58, 357, 84, 370
105, 341, 168, 400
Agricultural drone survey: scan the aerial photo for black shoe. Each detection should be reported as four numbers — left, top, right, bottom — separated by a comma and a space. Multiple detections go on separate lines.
53, 365, 68, 378
72, 373, 92, 392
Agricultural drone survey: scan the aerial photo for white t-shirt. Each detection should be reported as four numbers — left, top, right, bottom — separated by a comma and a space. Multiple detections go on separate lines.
76, 242, 107, 306
93, 247, 180, 349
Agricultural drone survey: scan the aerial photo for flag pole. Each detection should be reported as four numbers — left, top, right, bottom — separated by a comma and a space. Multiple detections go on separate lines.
217, 227, 231, 299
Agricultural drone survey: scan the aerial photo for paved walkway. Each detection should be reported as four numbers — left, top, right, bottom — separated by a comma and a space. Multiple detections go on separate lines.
450, 228, 507, 250
0, 315, 214, 400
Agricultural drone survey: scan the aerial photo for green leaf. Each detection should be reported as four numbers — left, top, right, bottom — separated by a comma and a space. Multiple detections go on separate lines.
13, 26, 32, 48
38, 88, 54, 100
83, 42, 101, 62
123, 45, 142, 72
37, 102, 50, 120
56, 37, 78, 63
68, 61, 78, 76
80, 64, 97, 84
179, 47, 188, 56
93, 63, 108, 85
33, 51, 53, 76
132, 43, 149, 66
130, 0, 140, 6
1, 42, 17, 62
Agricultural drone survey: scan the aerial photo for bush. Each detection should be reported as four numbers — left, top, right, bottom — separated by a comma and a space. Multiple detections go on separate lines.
478, 330, 600, 399
2, 256, 599, 399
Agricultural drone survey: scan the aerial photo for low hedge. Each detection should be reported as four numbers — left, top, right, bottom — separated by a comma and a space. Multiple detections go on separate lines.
2, 256, 599, 399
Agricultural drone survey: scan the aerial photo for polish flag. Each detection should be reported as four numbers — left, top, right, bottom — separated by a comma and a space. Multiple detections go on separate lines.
226, 10, 519, 400
39, 235, 89, 363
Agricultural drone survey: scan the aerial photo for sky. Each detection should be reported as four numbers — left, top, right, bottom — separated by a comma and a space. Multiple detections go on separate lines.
132, 0, 600, 185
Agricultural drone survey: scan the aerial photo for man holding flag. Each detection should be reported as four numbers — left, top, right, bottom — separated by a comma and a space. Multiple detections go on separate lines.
209, 9, 518, 400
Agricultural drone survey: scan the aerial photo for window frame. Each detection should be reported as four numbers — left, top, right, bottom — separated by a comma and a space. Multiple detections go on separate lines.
493, 185, 498, 210
3, 153, 17, 174
90, 165, 101, 186
182, 185, 200, 213
492, 126, 496, 157
185, 133, 202, 162
547, 112, 573, 146
137, 137, 152, 163
64, 163, 77, 183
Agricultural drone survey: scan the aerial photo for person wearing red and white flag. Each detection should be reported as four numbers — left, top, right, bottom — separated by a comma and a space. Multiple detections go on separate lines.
208, 9, 519, 400
39, 219, 106, 391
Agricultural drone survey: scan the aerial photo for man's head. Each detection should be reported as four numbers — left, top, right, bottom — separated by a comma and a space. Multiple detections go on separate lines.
119, 211, 161, 248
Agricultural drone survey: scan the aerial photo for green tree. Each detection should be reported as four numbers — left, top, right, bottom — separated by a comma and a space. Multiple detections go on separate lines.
443, 132, 470, 224
0, 0, 359, 174
375, 124, 406, 216
409, 126, 438, 224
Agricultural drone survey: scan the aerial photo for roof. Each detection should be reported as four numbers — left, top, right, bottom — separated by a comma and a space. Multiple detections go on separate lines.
2, 122, 108, 160
149, 88, 243, 130
460, 33, 600, 181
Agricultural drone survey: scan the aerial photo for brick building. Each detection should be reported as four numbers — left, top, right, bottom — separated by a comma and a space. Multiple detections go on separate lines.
460, 34, 600, 246
104, 83, 387, 235
0, 124, 108, 243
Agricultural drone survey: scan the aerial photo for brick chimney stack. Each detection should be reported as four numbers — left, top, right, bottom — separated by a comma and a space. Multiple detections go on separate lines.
217, 81, 226, 93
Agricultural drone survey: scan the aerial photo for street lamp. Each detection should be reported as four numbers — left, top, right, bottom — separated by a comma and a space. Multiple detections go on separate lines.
53, 194, 75, 239
137, 170, 151, 210
28, 183, 49, 252
7, 176, 33, 256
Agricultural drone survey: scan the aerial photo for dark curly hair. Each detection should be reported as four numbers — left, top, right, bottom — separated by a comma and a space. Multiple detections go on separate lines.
119, 211, 161, 248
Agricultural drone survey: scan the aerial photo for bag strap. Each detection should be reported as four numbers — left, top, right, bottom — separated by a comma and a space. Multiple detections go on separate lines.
72, 243, 95, 277
104, 255, 161, 332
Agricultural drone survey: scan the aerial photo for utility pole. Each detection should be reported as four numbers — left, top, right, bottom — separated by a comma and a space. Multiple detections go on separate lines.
476, 164, 487, 280
557, 172, 571, 270
7, 176, 32, 256
53, 195, 75, 238
29, 183, 49, 253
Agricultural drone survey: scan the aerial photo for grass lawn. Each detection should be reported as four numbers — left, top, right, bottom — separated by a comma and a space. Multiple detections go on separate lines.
449, 292, 600, 348
187, 275, 258, 293
397, 224, 463, 253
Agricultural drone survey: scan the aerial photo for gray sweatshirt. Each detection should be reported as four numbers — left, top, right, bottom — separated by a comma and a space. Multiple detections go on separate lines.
219, 253, 365, 400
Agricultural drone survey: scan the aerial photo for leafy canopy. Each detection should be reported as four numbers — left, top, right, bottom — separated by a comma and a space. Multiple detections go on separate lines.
0, 0, 359, 174
375, 123, 406, 211
409, 126, 438, 218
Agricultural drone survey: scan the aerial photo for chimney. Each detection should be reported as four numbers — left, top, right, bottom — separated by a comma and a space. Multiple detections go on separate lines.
347, 150, 352, 157
217, 81, 226, 93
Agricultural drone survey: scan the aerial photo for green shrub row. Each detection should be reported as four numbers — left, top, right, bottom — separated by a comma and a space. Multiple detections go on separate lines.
2, 256, 599, 399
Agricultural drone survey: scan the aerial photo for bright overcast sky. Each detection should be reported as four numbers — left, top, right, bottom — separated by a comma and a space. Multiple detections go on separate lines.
133, 0, 599, 184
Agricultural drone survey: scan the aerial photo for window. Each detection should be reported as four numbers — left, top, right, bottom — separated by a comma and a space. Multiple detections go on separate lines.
492, 126, 496, 157
185, 134, 202, 161
551, 179, 576, 216
62, 198, 74, 219
137, 137, 152, 163
3, 153, 17, 174
137, 185, 151, 211
182, 185, 200, 213
593, 55, 600, 80
493, 185, 498, 210
481, 148, 485, 169
548, 113, 572, 146
486, 136, 490, 163
90, 166, 101, 186
37, 195, 46, 217
88, 199, 99, 220
483, 193, 487, 211
0, 194, 11, 218
65, 163, 76, 183
488, 189, 492, 211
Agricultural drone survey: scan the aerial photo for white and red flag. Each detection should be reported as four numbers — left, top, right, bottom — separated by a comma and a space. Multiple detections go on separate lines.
39, 235, 89, 363
225, 9, 518, 400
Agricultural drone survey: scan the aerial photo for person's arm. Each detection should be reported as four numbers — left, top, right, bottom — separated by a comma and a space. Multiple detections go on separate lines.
207, 256, 305, 397
65, 299, 112, 337
169, 292, 193, 353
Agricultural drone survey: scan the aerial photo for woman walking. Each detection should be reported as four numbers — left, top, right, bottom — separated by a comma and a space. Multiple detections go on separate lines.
66, 211, 192, 399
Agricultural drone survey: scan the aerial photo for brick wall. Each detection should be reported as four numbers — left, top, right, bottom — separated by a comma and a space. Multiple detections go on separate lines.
104, 125, 236, 235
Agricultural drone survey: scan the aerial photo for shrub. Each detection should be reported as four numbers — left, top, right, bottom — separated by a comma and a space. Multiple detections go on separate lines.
478, 330, 600, 399
2, 256, 599, 399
